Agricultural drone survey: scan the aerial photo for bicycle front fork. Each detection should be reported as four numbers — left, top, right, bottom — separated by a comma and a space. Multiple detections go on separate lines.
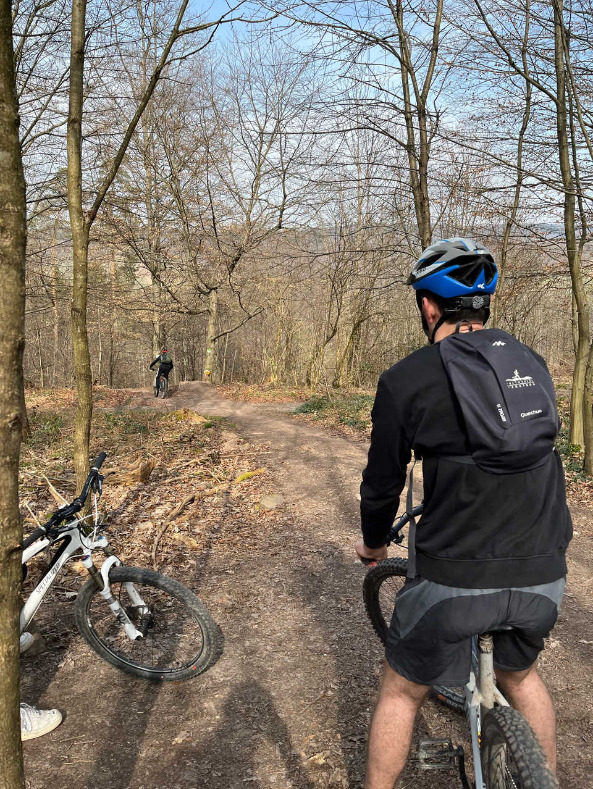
82, 551, 144, 641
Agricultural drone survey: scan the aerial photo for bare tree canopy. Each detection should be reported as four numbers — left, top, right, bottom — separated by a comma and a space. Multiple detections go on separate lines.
12, 0, 593, 463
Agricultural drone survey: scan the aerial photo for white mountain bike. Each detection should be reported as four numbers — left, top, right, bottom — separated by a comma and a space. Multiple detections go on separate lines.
21, 452, 220, 680
363, 505, 558, 789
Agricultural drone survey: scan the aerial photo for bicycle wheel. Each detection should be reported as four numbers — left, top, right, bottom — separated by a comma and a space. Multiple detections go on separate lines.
154, 379, 159, 397
363, 558, 408, 642
481, 706, 558, 788
363, 558, 465, 712
160, 377, 168, 398
75, 566, 220, 681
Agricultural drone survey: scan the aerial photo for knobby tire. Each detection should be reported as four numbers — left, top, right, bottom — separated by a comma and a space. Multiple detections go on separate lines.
75, 566, 220, 681
481, 706, 558, 788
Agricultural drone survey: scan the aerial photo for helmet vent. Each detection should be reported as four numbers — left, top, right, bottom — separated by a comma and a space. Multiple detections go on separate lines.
447, 255, 497, 287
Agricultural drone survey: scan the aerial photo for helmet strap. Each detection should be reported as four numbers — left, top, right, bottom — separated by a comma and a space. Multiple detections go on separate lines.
428, 314, 448, 344
417, 292, 490, 343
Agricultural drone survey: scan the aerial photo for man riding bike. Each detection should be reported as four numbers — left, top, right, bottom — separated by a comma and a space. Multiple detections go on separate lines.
356, 238, 572, 789
149, 347, 173, 391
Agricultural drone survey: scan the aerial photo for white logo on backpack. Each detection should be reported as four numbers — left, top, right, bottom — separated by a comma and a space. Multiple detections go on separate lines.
506, 370, 535, 389
492, 341, 506, 346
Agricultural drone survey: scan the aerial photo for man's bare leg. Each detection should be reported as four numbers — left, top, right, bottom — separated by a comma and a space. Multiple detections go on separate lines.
365, 663, 430, 789
495, 665, 556, 771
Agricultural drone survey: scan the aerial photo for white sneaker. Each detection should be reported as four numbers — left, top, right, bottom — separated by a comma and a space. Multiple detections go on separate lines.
20, 703, 62, 741
19, 633, 35, 654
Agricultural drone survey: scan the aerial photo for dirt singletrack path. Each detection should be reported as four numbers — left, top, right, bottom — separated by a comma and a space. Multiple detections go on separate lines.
21, 382, 592, 788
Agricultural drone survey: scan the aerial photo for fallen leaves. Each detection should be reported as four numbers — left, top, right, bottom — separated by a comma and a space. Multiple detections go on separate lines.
20, 400, 273, 579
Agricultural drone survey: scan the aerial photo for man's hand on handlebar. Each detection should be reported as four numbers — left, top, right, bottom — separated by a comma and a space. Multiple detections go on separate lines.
355, 538, 387, 567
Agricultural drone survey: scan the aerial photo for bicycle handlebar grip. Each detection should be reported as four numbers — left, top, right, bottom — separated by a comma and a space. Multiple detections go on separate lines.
22, 526, 48, 550
91, 452, 107, 471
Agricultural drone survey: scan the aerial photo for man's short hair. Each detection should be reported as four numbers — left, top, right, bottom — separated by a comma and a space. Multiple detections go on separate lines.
417, 290, 489, 325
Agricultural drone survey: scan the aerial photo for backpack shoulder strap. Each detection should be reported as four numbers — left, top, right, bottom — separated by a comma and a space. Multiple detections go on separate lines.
406, 456, 419, 579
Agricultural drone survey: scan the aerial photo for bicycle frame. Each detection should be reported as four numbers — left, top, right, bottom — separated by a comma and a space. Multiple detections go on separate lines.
387, 506, 514, 788
21, 519, 145, 642
154, 371, 168, 391
466, 634, 509, 789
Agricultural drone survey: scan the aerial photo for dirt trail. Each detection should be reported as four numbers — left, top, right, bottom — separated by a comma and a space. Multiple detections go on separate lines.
21, 382, 592, 788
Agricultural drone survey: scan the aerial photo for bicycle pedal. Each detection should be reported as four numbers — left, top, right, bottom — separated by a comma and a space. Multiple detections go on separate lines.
417, 739, 460, 770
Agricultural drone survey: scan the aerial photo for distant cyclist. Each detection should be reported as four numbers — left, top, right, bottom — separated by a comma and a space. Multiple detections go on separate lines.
149, 347, 173, 388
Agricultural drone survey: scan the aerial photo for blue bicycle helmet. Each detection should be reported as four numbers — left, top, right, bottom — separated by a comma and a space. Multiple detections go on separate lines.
408, 238, 498, 298
408, 238, 498, 341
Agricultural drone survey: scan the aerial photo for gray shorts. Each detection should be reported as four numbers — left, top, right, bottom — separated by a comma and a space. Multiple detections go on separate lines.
385, 577, 565, 686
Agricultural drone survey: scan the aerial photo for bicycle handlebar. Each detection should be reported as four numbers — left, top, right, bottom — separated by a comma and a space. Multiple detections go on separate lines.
387, 504, 424, 545
22, 452, 108, 549
72, 452, 107, 509
22, 525, 50, 549
91, 452, 107, 471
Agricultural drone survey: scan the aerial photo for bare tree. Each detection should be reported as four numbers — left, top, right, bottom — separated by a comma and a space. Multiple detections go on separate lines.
0, 0, 27, 781
67, 0, 249, 489
270, 1, 449, 249
470, 0, 593, 458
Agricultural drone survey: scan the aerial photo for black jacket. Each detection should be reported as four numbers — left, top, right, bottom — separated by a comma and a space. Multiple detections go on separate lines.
360, 336, 572, 589
150, 355, 173, 370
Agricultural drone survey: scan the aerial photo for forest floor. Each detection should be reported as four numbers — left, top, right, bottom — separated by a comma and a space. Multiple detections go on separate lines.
19, 381, 593, 789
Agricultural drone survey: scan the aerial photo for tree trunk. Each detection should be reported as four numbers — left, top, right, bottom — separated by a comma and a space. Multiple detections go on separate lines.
306, 334, 337, 389
204, 289, 218, 383
70, 227, 93, 490
221, 334, 229, 383
108, 254, 115, 387
97, 326, 102, 385
68, 0, 92, 489
36, 326, 44, 388
0, 0, 26, 779
584, 344, 593, 474
493, 5, 532, 328
333, 321, 363, 388
152, 275, 162, 356
553, 0, 589, 449
51, 221, 59, 386
393, 0, 442, 249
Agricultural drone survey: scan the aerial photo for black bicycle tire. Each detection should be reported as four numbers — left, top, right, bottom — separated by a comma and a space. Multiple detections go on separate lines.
75, 566, 220, 681
160, 378, 168, 399
481, 706, 558, 788
362, 558, 408, 642
363, 558, 465, 712
154, 383, 159, 397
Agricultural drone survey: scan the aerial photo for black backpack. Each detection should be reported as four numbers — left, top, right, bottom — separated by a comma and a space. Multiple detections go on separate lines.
438, 328, 560, 474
